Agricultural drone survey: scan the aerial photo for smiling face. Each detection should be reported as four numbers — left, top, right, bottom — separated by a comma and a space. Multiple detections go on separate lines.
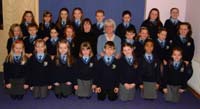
157, 31, 167, 41
172, 50, 182, 62
65, 28, 74, 38
123, 14, 131, 23
13, 43, 23, 55
126, 31, 135, 40
81, 47, 91, 57
144, 41, 154, 54
150, 10, 158, 21
139, 29, 149, 40
13, 26, 21, 36
171, 8, 179, 19
28, 27, 38, 36
24, 13, 33, 23
104, 46, 115, 57
179, 24, 189, 37
74, 9, 82, 20
44, 14, 52, 23
58, 43, 68, 55
96, 12, 105, 22
50, 29, 59, 38
123, 46, 133, 57
60, 10, 68, 20
35, 42, 46, 54
83, 21, 92, 33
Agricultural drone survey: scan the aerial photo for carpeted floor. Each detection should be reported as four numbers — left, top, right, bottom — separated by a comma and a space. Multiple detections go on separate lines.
0, 73, 199, 109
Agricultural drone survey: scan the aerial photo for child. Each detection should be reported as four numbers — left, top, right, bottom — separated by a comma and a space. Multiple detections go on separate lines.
71, 7, 84, 35
24, 23, 40, 58
118, 43, 138, 101
95, 41, 119, 101
162, 47, 187, 103
52, 40, 75, 99
164, 8, 181, 41
141, 8, 163, 41
138, 39, 161, 100
7, 24, 23, 54
38, 11, 55, 41
3, 40, 29, 100
20, 11, 37, 37
74, 42, 96, 99
173, 22, 195, 81
55, 8, 71, 37
122, 27, 137, 50
26, 39, 52, 99
116, 10, 136, 40
92, 9, 105, 37
46, 27, 60, 60
134, 27, 150, 58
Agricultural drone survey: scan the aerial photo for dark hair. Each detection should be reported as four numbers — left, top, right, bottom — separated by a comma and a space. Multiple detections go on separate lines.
144, 39, 154, 47
122, 10, 132, 17
81, 18, 92, 32
27, 23, 38, 30
50, 27, 59, 34
95, 9, 105, 16
170, 8, 179, 13
177, 22, 192, 37
172, 46, 183, 55
72, 7, 84, 21
104, 41, 115, 49
147, 8, 162, 27
20, 10, 37, 24
158, 28, 167, 34
40, 11, 53, 31
126, 27, 136, 33
55, 8, 70, 29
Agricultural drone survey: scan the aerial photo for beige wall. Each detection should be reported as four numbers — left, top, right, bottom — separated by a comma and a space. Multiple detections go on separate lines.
0, 0, 39, 71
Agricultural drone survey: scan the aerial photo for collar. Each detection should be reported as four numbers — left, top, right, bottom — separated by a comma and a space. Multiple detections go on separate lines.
105, 34, 115, 41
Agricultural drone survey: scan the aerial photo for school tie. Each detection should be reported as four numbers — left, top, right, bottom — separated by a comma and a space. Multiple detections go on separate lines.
67, 38, 72, 43
38, 55, 43, 62
29, 37, 34, 43
14, 56, 20, 63
61, 55, 67, 64
62, 21, 66, 26
160, 41, 165, 48
75, 20, 80, 27
127, 57, 132, 65
84, 57, 88, 63
51, 39, 57, 45
140, 40, 144, 44
148, 56, 152, 63
45, 23, 50, 28
107, 57, 110, 64
181, 38, 187, 44
97, 23, 101, 30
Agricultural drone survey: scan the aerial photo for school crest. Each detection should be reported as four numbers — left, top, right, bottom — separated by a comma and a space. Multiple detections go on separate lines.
21, 60, 25, 65
112, 64, 116, 69
89, 62, 93, 68
180, 67, 184, 72
166, 45, 170, 50
44, 61, 48, 66
187, 42, 191, 46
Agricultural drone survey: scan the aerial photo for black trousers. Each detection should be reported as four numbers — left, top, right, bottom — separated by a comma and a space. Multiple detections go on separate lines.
97, 88, 117, 101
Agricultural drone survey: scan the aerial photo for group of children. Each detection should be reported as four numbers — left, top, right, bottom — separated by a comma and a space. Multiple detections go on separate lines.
3, 7, 195, 103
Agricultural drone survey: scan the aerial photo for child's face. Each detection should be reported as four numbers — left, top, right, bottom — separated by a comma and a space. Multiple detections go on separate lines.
74, 10, 82, 19
13, 27, 21, 36
59, 43, 68, 55
28, 27, 38, 36
13, 43, 23, 55
35, 43, 46, 54
24, 13, 33, 23
50, 29, 58, 38
81, 48, 91, 57
105, 23, 114, 34
157, 31, 167, 41
139, 30, 148, 40
83, 22, 91, 32
179, 25, 189, 37
60, 10, 68, 20
96, 12, 104, 22
171, 9, 179, 19
144, 42, 154, 54
65, 28, 73, 38
150, 10, 158, 20
44, 15, 51, 23
123, 14, 131, 23
126, 31, 135, 40
172, 50, 182, 62
123, 46, 133, 57
104, 47, 115, 56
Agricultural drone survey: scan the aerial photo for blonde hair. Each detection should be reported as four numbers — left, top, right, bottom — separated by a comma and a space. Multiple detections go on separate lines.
8, 23, 23, 38
5, 40, 27, 63
55, 40, 74, 66
34, 39, 47, 54
79, 41, 93, 57
104, 18, 116, 31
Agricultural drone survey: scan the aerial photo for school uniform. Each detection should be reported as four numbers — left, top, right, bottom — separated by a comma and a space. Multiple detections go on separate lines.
74, 56, 96, 98
24, 35, 40, 54
56, 20, 71, 37
141, 20, 163, 41
118, 56, 138, 101
122, 39, 137, 51
138, 54, 161, 99
20, 22, 30, 37
46, 37, 60, 56
64, 37, 77, 58
38, 22, 55, 39
3, 56, 27, 99
163, 60, 187, 103
26, 54, 52, 99
94, 56, 119, 101
134, 39, 146, 58
6, 37, 23, 54
115, 23, 136, 40
51, 55, 75, 98
92, 22, 104, 38
72, 20, 82, 36
164, 18, 181, 40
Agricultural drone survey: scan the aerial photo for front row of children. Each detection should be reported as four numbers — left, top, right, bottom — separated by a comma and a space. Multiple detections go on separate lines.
4, 38, 189, 103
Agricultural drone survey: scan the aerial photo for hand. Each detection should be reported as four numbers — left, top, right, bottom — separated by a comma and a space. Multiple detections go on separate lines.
74, 85, 78, 90
92, 85, 96, 92
66, 81, 72, 86
23, 84, 29, 89
5, 83, 11, 89
30, 87, 34, 90
163, 60, 167, 65
156, 84, 159, 90
54, 82, 60, 86
26, 53, 32, 58
163, 88, 168, 94
124, 83, 130, 90
114, 88, 119, 93
178, 89, 185, 93
51, 56, 55, 60
43, 37, 49, 42
48, 85, 52, 90
139, 85, 144, 89
184, 61, 189, 66
95, 87, 101, 93
129, 83, 136, 89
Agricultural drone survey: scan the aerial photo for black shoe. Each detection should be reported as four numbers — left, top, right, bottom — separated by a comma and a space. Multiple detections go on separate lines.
10, 95, 17, 100
16, 95, 24, 100
55, 94, 62, 99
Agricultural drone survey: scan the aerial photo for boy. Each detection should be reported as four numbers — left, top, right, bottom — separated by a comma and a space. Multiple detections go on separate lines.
92, 10, 105, 38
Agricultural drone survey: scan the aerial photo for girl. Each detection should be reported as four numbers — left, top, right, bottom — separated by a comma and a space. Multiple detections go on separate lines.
118, 43, 138, 101
52, 40, 75, 99
38, 11, 55, 41
74, 42, 96, 99
55, 8, 71, 37
4, 40, 28, 100
63, 25, 77, 58
46, 27, 60, 60
162, 47, 187, 103
164, 8, 182, 41
173, 22, 195, 81
26, 39, 52, 99
7, 24, 23, 54
135, 27, 150, 58
71, 7, 84, 35
138, 39, 161, 100
20, 11, 37, 37
141, 8, 163, 41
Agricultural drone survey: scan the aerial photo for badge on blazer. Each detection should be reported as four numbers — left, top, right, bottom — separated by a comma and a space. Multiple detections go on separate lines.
21, 60, 25, 65
133, 46, 136, 50
180, 67, 184, 72
72, 43, 75, 47
44, 61, 48, 66
169, 40, 173, 44
154, 62, 157, 67
166, 45, 170, 50
89, 62, 93, 67
112, 64, 116, 69
187, 42, 191, 46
